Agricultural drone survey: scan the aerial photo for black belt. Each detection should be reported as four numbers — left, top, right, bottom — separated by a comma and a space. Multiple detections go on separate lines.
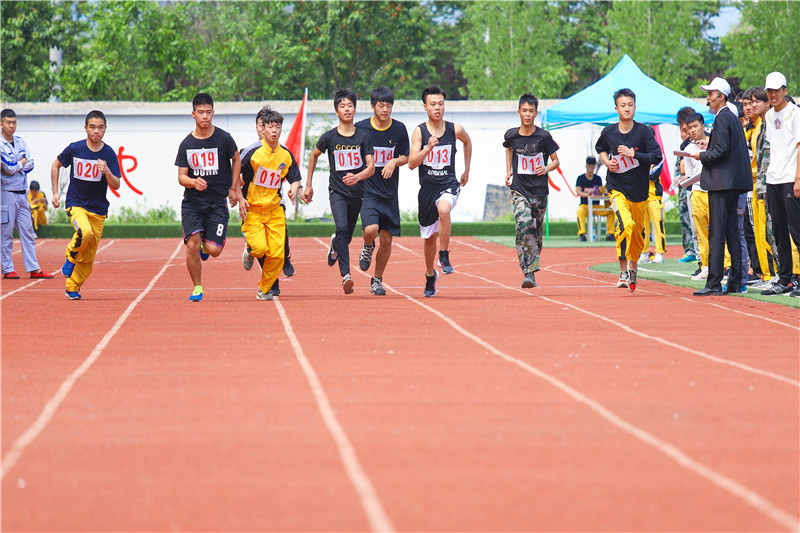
6, 190, 26, 194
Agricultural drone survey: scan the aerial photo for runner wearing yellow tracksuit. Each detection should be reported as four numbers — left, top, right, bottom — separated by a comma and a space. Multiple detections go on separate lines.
239, 107, 301, 300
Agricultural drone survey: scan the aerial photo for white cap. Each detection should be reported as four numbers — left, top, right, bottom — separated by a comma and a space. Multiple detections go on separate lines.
765, 71, 787, 90
700, 77, 731, 96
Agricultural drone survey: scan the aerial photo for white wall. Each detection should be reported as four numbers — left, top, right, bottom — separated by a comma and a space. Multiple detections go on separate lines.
8, 100, 682, 222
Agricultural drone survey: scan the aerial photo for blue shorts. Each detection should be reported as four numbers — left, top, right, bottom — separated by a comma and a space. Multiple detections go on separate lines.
360, 194, 401, 236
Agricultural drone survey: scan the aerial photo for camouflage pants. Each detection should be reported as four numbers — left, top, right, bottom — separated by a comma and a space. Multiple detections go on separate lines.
679, 186, 698, 256
512, 191, 546, 274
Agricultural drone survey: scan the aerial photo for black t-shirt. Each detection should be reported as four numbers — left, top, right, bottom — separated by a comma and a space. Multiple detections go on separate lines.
503, 126, 559, 197
175, 127, 238, 203
315, 127, 374, 198
355, 117, 409, 199
594, 121, 662, 202
575, 173, 603, 205
418, 121, 458, 187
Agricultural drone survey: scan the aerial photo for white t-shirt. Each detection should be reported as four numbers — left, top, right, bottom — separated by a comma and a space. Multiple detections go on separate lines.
683, 141, 706, 192
765, 102, 800, 185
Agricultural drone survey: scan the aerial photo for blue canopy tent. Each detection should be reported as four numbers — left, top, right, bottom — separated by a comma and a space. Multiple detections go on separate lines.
541, 54, 713, 128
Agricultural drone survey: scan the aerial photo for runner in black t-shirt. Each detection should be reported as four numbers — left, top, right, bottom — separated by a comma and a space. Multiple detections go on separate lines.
175, 92, 242, 302
354, 86, 410, 296
502, 93, 560, 288
303, 89, 375, 294
409, 85, 472, 297
595, 88, 662, 293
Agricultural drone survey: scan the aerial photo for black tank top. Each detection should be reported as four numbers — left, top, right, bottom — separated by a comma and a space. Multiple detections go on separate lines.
418, 121, 458, 185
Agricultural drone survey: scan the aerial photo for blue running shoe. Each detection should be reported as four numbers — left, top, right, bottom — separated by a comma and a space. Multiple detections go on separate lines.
424, 270, 439, 297
678, 253, 697, 263
189, 285, 204, 302
199, 244, 209, 261
722, 284, 747, 294
65, 290, 81, 300
61, 258, 75, 278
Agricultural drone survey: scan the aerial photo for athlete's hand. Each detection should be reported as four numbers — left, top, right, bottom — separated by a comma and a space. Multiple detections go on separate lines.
618, 145, 635, 158
342, 173, 359, 186
97, 159, 107, 176
696, 139, 708, 150
193, 177, 207, 191
237, 196, 249, 219
535, 165, 547, 176
52, 193, 60, 208
505, 171, 512, 187
460, 170, 469, 187
607, 159, 620, 172
426, 135, 439, 150
794, 176, 800, 198
381, 159, 397, 179
302, 185, 314, 203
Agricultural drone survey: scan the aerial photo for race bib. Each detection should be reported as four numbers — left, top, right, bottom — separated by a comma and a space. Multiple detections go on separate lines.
424, 144, 452, 170
517, 153, 545, 175
254, 166, 282, 189
612, 154, 640, 173
187, 148, 219, 171
373, 146, 395, 168
73, 157, 101, 182
334, 148, 362, 171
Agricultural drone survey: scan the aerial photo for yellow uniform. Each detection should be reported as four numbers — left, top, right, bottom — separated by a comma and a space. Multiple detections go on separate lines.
641, 181, 666, 255
610, 190, 647, 262
65, 206, 106, 292
27, 190, 48, 229
241, 140, 300, 294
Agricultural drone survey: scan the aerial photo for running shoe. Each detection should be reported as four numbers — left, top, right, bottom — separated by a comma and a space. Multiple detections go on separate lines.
424, 270, 439, 297
370, 276, 386, 295
722, 284, 747, 294
678, 253, 697, 263
652, 253, 665, 264
745, 274, 761, 285
359, 241, 375, 271
189, 285, 204, 302
616, 271, 629, 288
578, 234, 587, 242
65, 290, 81, 300
521, 273, 537, 288
327, 233, 337, 266
199, 243, 209, 261
761, 283, 791, 296
61, 258, 75, 278
282, 256, 295, 277
3, 271, 20, 279
438, 250, 454, 274
638, 252, 651, 264
342, 274, 354, 294
691, 266, 708, 281
30, 270, 55, 279
605, 234, 615, 241
242, 245, 254, 271
627, 269, 637, 293
256, 288, 274, 300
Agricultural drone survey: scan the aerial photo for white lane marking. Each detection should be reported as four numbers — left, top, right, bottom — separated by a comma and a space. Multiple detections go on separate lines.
273, 298, 394, 533
452, 237, 506, 258
1, 241, 183, 479
376, 275, 799, 532
11, 238, 48, 256
0, 279, 44, 300
462, 270, 800, 388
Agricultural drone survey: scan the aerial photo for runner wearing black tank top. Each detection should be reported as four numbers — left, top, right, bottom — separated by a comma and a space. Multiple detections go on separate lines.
409, 85, 472, 297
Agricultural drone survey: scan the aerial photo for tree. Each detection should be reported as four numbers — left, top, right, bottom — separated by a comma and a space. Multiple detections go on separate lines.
723, 1, 800, 92
556, 0, 613, 95
458, 1, 568, 99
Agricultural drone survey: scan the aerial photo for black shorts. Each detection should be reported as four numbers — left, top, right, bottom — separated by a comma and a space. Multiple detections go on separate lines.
418, 180, 460, 227
361, 194, 401, 236
181, 198, 229, 247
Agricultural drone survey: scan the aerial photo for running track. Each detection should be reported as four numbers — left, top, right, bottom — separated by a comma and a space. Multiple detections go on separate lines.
2, 237, 798, 531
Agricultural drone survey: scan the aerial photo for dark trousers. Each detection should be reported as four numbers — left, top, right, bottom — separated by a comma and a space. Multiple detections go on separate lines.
743, 194, 761, 275
329, 190, 362, 277
766, 183, 800, 285
280, 203, 290, 258
707, 190, 744, 290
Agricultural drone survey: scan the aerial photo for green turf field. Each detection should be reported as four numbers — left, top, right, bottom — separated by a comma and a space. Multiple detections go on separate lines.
481, 236, 800, 309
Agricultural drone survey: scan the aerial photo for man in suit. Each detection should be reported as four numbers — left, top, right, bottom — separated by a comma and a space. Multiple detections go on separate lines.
690, 77, 752, 296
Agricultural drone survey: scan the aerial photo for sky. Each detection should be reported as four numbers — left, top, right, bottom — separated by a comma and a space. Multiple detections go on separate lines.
706, 5, 742, 39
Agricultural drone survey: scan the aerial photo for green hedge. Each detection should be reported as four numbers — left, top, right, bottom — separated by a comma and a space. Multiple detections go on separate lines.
31, 220, 683, 239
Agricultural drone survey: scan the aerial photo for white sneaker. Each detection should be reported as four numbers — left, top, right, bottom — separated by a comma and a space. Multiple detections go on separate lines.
242, 245, 254, 271
691, 266, 708, 281
256, 288, 274, 300
639, 252, 651, 263
653, 253, 665, 264
616, 271, 629, 288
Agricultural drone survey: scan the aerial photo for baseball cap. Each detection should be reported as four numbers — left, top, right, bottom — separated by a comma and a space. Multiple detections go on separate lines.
700, 77, 731, 96
765, 71, 787, 90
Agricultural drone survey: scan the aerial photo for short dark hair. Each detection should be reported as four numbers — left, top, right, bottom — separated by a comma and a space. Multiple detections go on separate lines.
614, 88, 636, 104
259, 105, 284, 126
29, 180, 40, 191
333, 88, 357, 110
370, 86, 394, 106
1, 109, 16, 120
518, 93, 539, 110
85, 110, 106, 126
677, 106, 695, 124
422, 84, 447, 104
751, 87, 768, 103
741, 88, 754, 101
786, 95, 796, 105
192, 92, 214, 110
585, 156, 597, 165
686, 113, 705, 126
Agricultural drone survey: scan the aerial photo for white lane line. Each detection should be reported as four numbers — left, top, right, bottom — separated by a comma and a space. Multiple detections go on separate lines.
0, 279, 44, 300
462, 270, 800, 388
1, 241, 183, 479
273, 298, 394, 533
452, 237, 506, 258
11, 238, 49, 256
372, 275, 799, 532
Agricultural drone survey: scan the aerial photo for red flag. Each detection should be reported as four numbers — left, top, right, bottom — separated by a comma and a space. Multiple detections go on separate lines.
285, 88, 307, 165
652, 125, 673, 195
